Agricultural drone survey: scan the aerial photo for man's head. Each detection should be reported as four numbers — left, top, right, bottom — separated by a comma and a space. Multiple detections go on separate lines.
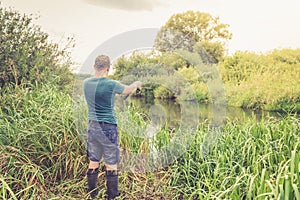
94, 55, 110, 71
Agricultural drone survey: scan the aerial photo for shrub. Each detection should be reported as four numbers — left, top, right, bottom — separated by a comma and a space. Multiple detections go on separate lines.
0, 5, 74, 92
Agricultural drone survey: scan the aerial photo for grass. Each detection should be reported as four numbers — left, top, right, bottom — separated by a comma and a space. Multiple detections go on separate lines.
0, 84, 86, 199
170, 115, 299, 199
0, 84, 299, 199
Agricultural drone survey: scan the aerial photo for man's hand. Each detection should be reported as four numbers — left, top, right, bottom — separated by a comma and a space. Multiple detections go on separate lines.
134, 81, 142, 92
122, 81, 142, 96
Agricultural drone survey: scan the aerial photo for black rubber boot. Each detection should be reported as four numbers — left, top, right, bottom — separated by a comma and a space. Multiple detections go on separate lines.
87, 168, 99, 199
106, 170, 120, 200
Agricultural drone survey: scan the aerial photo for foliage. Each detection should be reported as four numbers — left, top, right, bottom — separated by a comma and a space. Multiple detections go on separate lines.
172, 115, 300, 199
0, 83, 86, 199
113, 53, 185, 99
112, 52, 158, 80
219, 49, 300, 111
177, 67, 209, 101
158, 53, 188, 70
74, 73, 92, 80
73, 73, 92, 98
112, 46, 300, 112
178, 66, 202, 84
219, 51, 267, 84
0, 5, 74, 92
154, 86, 175, 99
271, 48, 300, 64
154, 11, 232, 63
1, 91, 299, 199
1, 4, 299, 200
194, 40, 225, 63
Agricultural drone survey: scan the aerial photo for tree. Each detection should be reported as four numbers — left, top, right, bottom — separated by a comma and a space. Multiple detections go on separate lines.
0, 5, 74, 91
193, 40, 225, 63
154, 11, 232, 63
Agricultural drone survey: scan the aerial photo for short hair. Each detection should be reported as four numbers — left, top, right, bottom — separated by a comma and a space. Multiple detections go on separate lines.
94, 55, 110, 70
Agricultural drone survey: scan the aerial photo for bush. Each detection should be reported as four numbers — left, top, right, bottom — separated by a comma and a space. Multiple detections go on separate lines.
158, 53, 188, 70
154, 85, 175, 99
219, 49, 300, 111
0, 5, 74, 92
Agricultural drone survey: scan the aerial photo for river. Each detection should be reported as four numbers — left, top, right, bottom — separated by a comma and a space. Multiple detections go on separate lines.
115, 96, 282, 130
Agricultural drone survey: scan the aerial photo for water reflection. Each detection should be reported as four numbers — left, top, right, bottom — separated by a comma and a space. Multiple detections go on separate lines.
116, 96, 281, 129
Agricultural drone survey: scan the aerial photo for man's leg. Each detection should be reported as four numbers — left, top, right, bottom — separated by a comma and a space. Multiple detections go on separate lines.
86, 120, 104, 198
105, 164, 119, 200
101, 124, 120, 199
87, 161, 99, 199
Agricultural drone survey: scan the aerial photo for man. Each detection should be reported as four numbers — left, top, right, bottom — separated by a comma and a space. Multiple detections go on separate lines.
83, 55, 142, 199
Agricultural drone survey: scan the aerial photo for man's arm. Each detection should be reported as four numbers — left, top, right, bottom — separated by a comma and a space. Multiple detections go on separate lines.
121, 81, 142, 95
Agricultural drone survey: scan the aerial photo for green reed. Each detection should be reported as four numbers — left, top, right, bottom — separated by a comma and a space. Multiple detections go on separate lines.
1, 84, 299, 199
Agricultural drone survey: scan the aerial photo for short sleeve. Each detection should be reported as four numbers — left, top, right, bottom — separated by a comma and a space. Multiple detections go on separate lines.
113, 80, 125, 94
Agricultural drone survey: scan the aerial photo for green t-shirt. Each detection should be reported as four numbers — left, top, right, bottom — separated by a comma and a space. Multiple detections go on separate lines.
83, 77, 125, 124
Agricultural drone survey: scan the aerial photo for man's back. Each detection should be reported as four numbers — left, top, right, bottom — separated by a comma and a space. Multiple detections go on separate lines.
83, 77, 124, 124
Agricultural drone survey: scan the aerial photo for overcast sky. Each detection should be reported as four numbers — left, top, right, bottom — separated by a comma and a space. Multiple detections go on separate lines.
2, 0, 300, 68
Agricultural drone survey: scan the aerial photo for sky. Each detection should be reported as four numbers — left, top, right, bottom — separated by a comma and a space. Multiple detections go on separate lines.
2, 0, 300, 70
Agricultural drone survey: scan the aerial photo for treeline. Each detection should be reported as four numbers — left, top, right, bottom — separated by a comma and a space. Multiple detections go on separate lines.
110, 10, 300, 112
221, 49, 300, 111
111, 48, 300, 112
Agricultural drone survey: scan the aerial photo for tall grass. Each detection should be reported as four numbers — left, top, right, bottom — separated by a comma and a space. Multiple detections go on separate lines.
112, 103, 300, 199
170, 115, 299, 199
0, 84, 86, 199
1, 84, 299, 199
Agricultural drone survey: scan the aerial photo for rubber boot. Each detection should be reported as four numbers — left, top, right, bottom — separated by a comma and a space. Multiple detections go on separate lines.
87, 168, 99, 199
106, 170, 120, 200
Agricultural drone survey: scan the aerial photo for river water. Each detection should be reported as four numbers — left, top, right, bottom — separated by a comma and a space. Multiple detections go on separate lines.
115, 96, 282, 130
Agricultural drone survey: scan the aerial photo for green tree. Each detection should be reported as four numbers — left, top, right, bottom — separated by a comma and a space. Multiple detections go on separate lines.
154, 11, 232, 63
0, 5, 74, 91
112, 53, 154, 80
157, 53, 188, 70
194, 40, 225, 63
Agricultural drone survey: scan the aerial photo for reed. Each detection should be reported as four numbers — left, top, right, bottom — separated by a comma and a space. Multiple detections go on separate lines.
0, 84, 299, 199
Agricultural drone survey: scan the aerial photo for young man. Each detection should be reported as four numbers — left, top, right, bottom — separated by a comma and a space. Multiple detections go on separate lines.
83, 55, 142, 199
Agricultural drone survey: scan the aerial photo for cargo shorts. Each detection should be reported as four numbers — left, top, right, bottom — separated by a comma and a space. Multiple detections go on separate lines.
86, 120, 120, 165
